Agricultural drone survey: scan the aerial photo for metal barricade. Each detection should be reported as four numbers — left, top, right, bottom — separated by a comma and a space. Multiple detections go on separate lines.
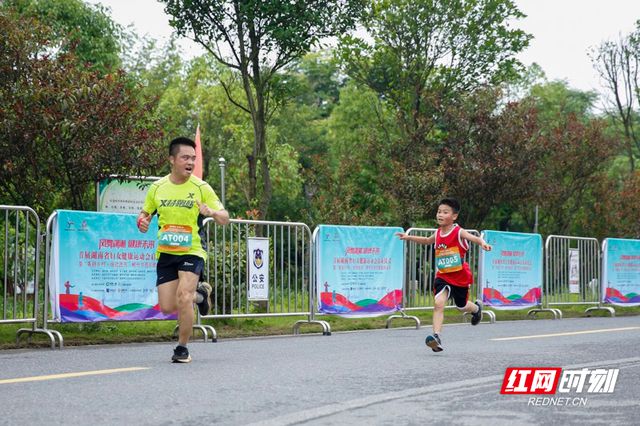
0, 205, 59, 347
41, 212, 64, 348
200, 218, 329, 335
543, 235, 614, 317
401, 227, 494, 324
44, 210, 213, 347
45, 210, 213, 346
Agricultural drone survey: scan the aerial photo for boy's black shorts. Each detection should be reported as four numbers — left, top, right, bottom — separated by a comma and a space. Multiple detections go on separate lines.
156, 253, 204, 286
433, 277, 470, 308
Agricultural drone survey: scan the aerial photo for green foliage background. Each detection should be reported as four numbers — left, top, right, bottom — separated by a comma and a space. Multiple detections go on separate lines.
2, 0, 640, 238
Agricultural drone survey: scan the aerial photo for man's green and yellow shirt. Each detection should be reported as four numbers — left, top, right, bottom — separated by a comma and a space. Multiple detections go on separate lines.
142, 175, 224, 260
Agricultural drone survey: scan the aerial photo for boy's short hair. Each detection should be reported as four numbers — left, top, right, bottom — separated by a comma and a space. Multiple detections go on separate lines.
169, 137, 196, 156
439, 198, 461, 214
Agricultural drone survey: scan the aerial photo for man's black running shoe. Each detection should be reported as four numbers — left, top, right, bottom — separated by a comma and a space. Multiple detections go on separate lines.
196, 281, 212, 316
172, 345, 191, 363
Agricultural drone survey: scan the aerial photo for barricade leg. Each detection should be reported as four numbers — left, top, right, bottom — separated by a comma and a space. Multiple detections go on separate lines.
527, 307, 562, 319
201, 324, 218, 342
386, 310, 420, 329
16, 325, 63, 349
462, 310, 496, 324
172, 324, 213, 342
293, 316, 331, 336
195, 313, 217, 342
585, 306, 615, 317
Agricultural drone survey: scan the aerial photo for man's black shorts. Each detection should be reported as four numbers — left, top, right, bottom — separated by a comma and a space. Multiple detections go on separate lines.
433, 277, 470, 308
156, 253, 204, 286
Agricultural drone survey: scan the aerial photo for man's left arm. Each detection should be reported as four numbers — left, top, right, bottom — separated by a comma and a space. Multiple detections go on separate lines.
198, 185, 230, 225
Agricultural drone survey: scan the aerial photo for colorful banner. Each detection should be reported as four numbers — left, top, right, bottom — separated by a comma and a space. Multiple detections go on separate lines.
316, 225, 404, 317
479, 231, 543, 309
602, 238, 640, 306
48, 210, 175, 322
247, 237, 269, 300
97, 176, 159, 214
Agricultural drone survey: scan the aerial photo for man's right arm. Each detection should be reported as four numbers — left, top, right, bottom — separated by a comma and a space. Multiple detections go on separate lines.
137, 211, 151, 233
139, 185, 157, 233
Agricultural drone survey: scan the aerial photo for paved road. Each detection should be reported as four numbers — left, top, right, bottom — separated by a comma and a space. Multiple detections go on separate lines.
0, 315, 639, 425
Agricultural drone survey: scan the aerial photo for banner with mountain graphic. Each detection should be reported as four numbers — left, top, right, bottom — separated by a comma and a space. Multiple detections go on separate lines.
602, 238, 640, 306
479, 231, 543, 309
49, 210, 176, 322
316, 225, 404, 317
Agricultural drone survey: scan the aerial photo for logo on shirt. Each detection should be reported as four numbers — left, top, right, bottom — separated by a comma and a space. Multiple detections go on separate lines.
159, 199, 195, 209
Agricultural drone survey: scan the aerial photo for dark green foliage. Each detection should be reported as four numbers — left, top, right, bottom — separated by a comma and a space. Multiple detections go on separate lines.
0, 10, 164, 215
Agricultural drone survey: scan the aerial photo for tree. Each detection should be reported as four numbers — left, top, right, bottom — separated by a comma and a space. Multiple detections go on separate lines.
437, 82, 619, 235
598, 171, 640, 239
337, 0, 531, 224
533, 115, 618, 235
436, 89, 546, 229
528, 81, 598, 126
160, 0, 366, 219
2, 0, 124, 73
133, 46, 308, 220
592, 22, 640, 172
292, 51, 342, 119
0, 10, 164, 216
503, 81, 619, 236
339, 0, 530, 138
308, 80, 400, 225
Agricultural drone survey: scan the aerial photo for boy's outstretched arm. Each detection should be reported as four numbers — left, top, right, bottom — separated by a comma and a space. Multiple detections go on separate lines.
460, 229, 492, 251
395, 232, 435, 245
460, 229, 491, 251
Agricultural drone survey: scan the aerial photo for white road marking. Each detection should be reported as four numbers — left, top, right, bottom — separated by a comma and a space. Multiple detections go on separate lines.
0, 367, 149, 385
490, 326, 640, 341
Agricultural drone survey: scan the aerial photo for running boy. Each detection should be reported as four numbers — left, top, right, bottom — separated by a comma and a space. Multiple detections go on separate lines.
396, 198, 491, 352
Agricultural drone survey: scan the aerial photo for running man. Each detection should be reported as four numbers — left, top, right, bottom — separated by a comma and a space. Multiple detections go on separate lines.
138, 137, 229, 363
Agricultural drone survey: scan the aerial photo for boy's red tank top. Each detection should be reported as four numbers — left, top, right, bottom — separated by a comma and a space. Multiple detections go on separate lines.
434, 224, 473, 287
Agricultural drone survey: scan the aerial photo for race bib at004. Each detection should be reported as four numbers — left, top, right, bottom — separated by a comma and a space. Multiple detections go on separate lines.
158, 224, 192, 252
435, 247, 463, 273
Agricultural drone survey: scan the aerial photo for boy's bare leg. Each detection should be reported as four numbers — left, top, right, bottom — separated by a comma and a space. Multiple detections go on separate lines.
465, 298, 483, 325
460, 300, 479, 314
433, 288, 449, 334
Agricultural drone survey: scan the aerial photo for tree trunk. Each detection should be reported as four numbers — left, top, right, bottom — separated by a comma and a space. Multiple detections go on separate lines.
246, 153, 257, 205
247, 20, 272, 222
255, 95, 272, 221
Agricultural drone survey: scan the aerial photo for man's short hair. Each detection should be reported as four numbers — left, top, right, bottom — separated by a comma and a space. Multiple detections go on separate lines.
169, 137, 196, 156
439, 198, 461, 214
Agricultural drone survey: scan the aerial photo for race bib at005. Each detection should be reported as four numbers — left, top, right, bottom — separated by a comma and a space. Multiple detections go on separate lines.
435, 247, 463, 273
